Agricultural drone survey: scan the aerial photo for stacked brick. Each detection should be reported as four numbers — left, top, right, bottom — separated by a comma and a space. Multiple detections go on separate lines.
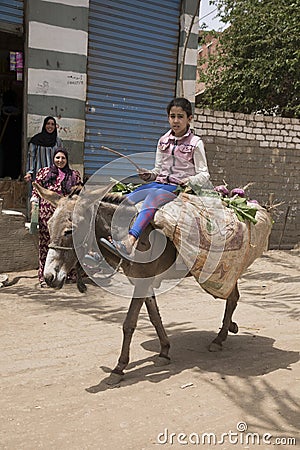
0, 200, 38, 273
193, 109, 299, 249
0, 180, 28, 212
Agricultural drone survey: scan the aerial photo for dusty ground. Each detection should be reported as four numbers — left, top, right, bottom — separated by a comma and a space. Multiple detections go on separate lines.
0, 249, 299, 450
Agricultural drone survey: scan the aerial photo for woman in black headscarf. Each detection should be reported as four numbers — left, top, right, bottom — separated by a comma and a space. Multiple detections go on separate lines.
31, 148, 82, 287
24, 116, 62, 182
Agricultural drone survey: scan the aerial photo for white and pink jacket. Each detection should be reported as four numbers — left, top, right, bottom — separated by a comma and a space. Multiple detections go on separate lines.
148, 128, 210, 186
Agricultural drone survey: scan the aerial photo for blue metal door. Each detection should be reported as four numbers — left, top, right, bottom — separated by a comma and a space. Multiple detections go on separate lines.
85, 0, 181, 178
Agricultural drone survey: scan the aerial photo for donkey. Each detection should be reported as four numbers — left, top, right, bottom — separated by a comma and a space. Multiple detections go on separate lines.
33, 182, 240, 385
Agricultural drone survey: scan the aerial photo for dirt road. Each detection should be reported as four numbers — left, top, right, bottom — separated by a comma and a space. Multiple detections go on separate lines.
1, 249, 299, 449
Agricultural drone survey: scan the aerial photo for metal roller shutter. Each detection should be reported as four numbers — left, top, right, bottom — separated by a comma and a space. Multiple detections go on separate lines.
0, 0, 23, 32
85, 0, 181, 178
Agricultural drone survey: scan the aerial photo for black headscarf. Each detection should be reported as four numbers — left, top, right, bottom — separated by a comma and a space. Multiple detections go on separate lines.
30, 116, 58, 147
43, 148, 77, 195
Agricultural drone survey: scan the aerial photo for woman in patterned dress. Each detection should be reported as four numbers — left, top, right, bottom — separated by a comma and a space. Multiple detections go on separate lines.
31, 148, 82, 287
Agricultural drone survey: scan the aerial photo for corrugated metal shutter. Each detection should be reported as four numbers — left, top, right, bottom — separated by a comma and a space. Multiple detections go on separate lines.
0, 0, 24, 31
85, 0, 181, 178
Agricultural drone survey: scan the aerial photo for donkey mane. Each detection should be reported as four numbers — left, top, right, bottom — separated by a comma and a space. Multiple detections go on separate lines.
67, 185, 125, 204
68, 183, 84, 197
102, 193, 126, 205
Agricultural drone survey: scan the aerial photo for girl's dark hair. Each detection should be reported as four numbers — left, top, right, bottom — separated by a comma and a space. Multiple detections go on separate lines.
167, 97, 193, 117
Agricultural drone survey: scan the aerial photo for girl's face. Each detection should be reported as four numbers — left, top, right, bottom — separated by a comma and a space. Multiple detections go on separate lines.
45, 119, 56, 134
54, 152, 67, 169
168, 106, 192, 137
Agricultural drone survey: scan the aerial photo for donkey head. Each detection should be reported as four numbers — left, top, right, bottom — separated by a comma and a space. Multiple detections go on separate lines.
33, 183, 84, 289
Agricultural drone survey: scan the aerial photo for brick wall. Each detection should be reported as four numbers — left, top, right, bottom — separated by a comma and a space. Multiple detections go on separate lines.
0, 180, 28, 212
193, 108, 300, 249
0, 200, 38, 273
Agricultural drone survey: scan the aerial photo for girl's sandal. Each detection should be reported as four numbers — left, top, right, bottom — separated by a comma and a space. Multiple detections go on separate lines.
83, 251, 102, 268
99, 238, 132, 260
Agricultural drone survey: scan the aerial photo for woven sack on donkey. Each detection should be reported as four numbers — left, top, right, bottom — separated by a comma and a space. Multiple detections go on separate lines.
154, 193, 272, 299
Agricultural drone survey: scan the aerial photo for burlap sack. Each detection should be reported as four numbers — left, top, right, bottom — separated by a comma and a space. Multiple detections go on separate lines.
154, 193, 272, 299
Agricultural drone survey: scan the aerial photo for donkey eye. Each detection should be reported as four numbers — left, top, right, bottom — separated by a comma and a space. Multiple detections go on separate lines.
64, 229, 73, 236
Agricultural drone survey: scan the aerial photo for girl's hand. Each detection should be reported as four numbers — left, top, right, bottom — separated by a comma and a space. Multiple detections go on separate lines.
138, 168, 152, 181
179, 177, 189, 186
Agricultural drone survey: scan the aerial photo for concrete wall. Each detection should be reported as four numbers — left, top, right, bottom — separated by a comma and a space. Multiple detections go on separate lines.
194, 108, 300, 249
25, 0, 89, 175
177, 0, 200, 101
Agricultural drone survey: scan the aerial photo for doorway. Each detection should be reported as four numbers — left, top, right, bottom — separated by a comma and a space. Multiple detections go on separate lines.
0, 30, 23, 180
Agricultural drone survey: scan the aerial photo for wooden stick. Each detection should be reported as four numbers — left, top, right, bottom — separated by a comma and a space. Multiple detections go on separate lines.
101, 145, 142, 171
278, 205, 290, 250
242, 182, 255, 191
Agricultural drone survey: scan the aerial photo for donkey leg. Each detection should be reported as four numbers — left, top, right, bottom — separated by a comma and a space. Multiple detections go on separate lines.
145, 294, 171, 366
209, 283, 240, 352
106, 296, 144, 385
75, 263, 87, 293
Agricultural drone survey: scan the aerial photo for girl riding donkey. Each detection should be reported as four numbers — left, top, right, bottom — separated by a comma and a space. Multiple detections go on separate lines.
85, 97, 211, 264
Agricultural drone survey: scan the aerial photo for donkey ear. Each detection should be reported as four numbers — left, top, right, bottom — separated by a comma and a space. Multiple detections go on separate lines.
79, 182, 116, 206
32, 182, 62, 207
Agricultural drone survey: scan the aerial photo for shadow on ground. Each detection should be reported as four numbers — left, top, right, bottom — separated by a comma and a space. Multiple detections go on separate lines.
87, 330, 299, 387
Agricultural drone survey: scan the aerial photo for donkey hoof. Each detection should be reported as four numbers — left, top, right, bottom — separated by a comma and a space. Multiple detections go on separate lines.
77, 281, 87, 293
154, 355, 171, 367
209, 341, 223, 352
105, 372, 124, 386
229, 322, 238, 334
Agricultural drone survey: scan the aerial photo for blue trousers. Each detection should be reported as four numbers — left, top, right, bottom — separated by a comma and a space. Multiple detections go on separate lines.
126, 182, 178, 239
